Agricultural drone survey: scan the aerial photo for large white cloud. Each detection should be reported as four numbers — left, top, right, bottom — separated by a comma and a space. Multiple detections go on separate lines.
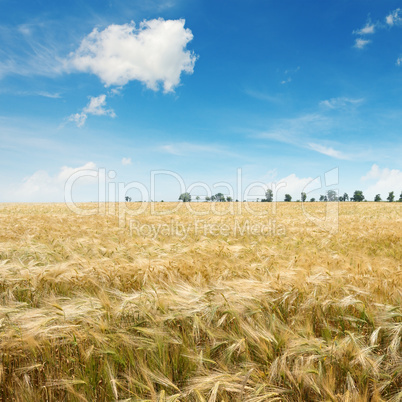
69, 19, 197, 92
362, 164, 402, 199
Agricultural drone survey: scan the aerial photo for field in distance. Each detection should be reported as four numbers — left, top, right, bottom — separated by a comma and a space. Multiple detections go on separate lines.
0, 202, 401, 401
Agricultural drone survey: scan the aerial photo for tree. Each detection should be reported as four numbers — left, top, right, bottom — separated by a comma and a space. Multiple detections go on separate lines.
352, 190, 365, 202
205, 196, 211, 202
215, 193, 226, 202
319, 195, 325, 202
339, 196, 344, 202
374, 194, 382, 202
211, 195, 216, 202
227, 196, 233, 202
387, 191, 395, 202
399, 191, 402, 202
284, 194, 292, 202
327, 190, 338, 202
196, 196, 200, 202
265, 189, 273, 202
301, 192, 307, 202
125, 196, 131, 202
343, 193, 349, 202
310, 197, 315, 202
179, 192, 191, 202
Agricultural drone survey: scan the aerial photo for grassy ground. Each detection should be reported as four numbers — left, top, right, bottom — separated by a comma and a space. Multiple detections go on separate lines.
0, 202, 401, 401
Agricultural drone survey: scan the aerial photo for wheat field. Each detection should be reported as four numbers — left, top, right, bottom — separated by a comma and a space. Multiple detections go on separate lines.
0, 202, 401, 401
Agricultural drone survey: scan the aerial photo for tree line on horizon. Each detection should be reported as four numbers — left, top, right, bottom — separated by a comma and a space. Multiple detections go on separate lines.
177, 190, 402, 203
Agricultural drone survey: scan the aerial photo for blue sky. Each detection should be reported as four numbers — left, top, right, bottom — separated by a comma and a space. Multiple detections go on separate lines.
1, 0, 401, 202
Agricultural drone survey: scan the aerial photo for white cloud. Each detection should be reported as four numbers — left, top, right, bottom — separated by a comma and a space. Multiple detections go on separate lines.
7, 162, 97, 202
109, 87, 123, 96
57, 162, 97, 183
245, 173, 313, 201
386, 9, 402, 26
122, 157, 132, 165
353, 23, 376, 35
262, 168, 278, 182
69, 112, 87, 128
280, 66, 299, 85
69, 19, 197, 92
362, 164, 402, 199
84, 94, 115, 116
0, 21, 67, 80
0, 89, 61, 98
354, 38, 371, 49
319, 97, 363, 109
159, 142, 237, 157
244, 88, 280, 103
308, 143, 349, 160
37, 91, 61, 99
257, 113, 331, 146
397, 57, 402, 66
353, 11, 402, 60
274, 174, 314, 201
68, 94, 115, 127
161, 144, 181, 155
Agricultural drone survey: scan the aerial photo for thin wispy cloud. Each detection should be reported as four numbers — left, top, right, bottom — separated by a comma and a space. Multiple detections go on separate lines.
320, 97, 363, 109
0, 21, 66, 79
159, 142, 239, 158
255, 111, 352, 160
0, 89, 61, 98
308, 143, 349, 160
37, 91, 61, 99
160, 144, 181, 155
257, 113, 331, 145
280, 66, 299, 85
244, 88, 281, 103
